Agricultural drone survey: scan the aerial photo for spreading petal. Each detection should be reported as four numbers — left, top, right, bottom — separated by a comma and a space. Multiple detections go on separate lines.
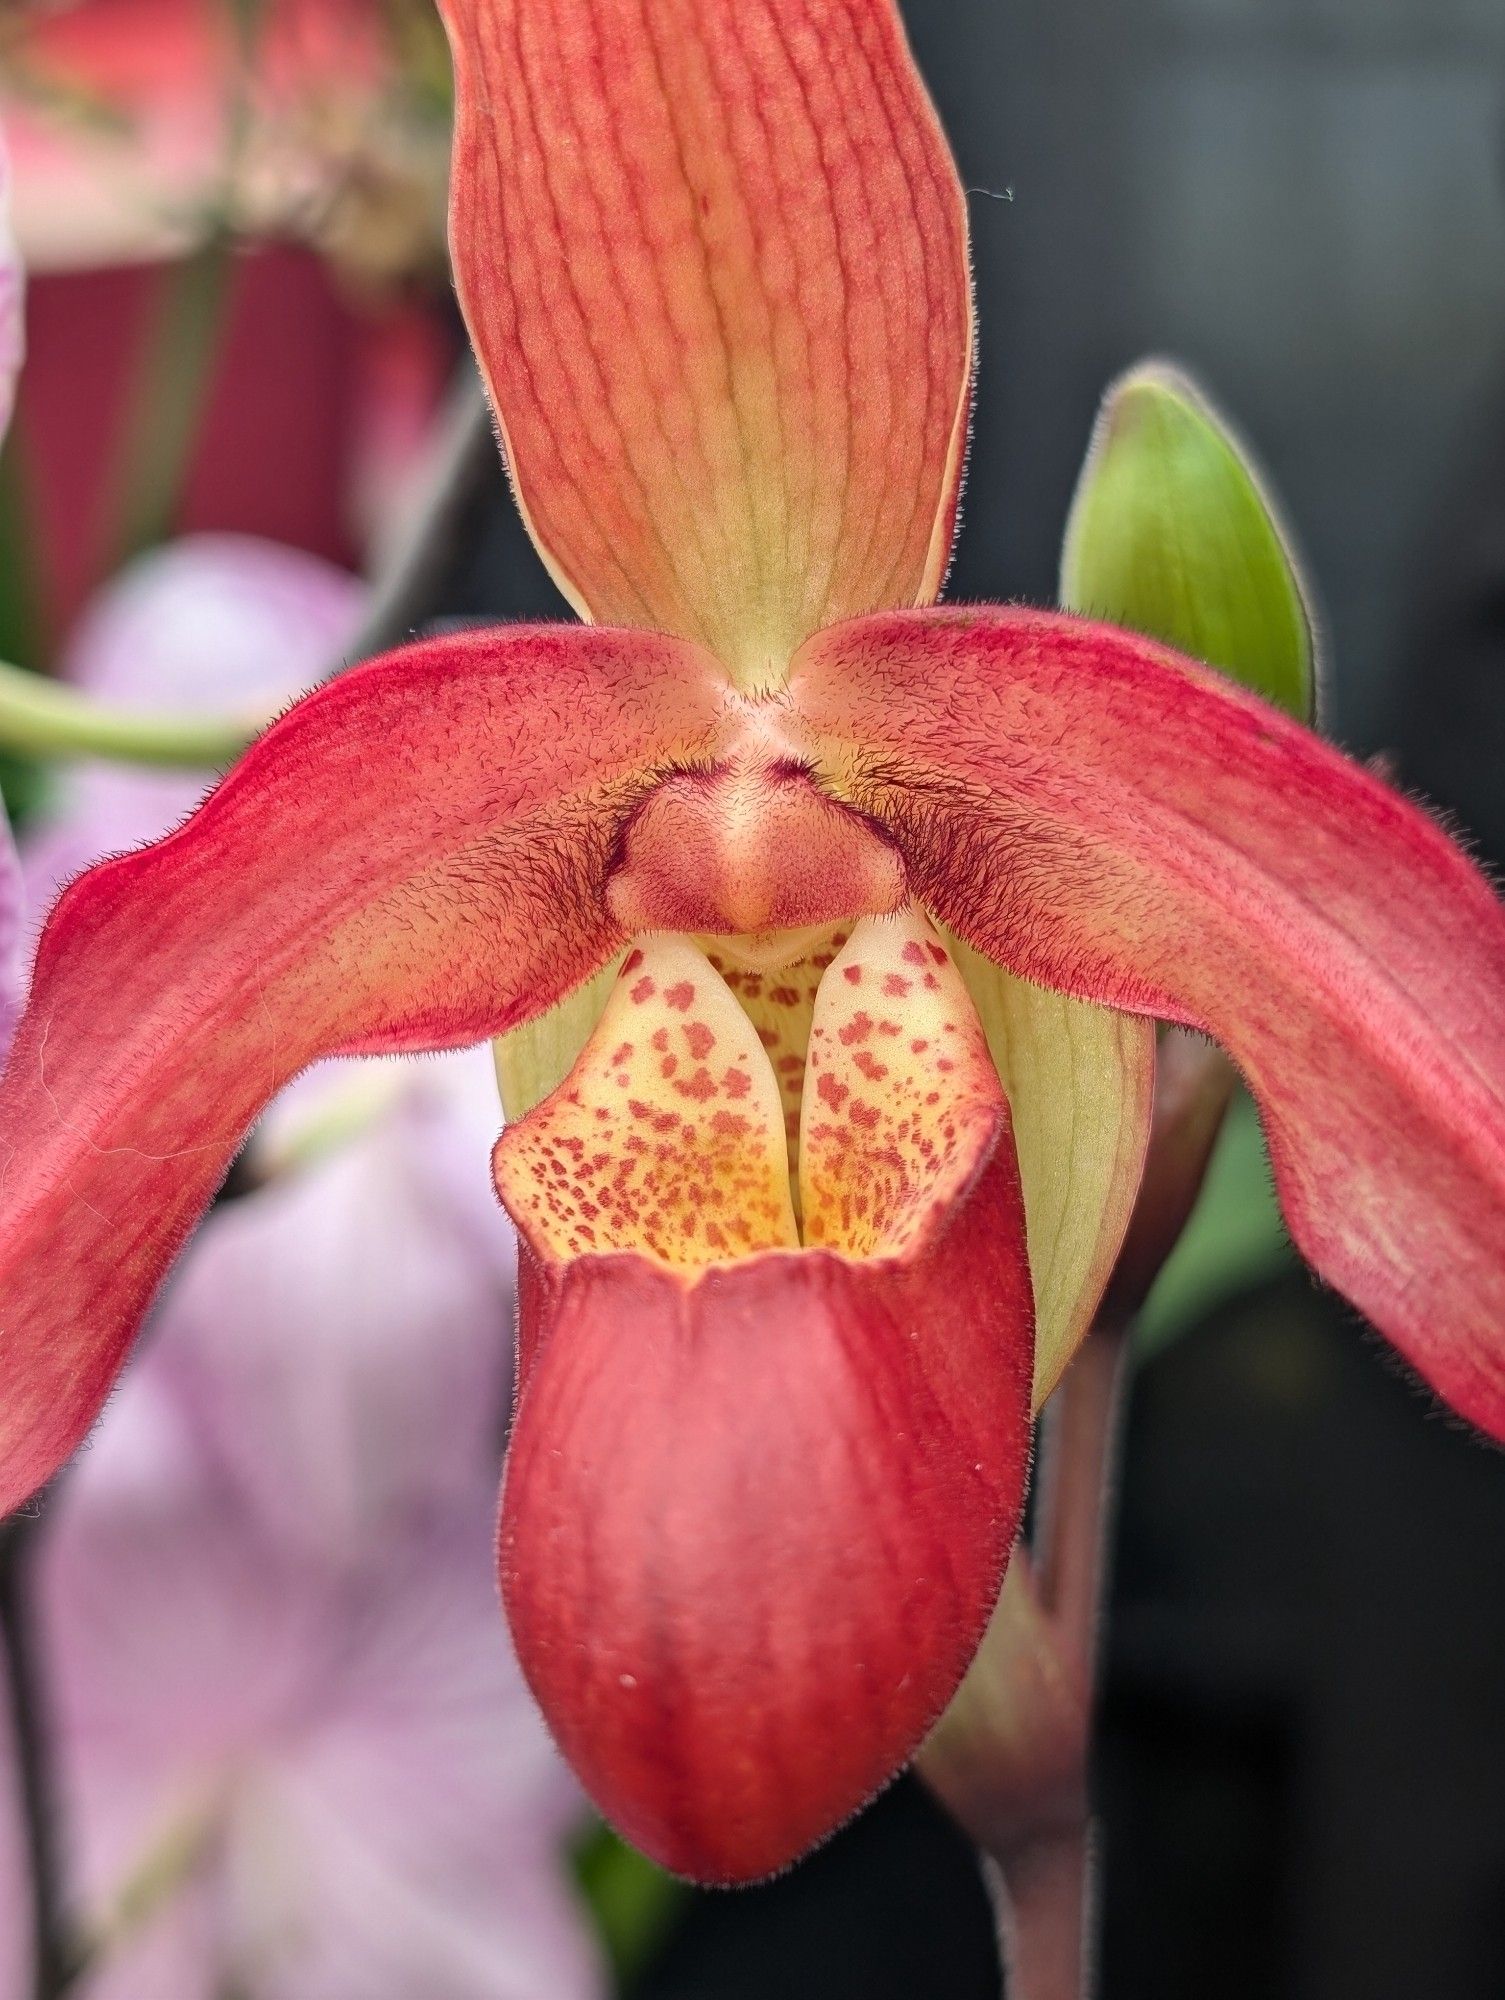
0, 624, 729, 1516
794, 606, 1505, 1436
440, 0, 972, 684
495, 918, 1034, 1881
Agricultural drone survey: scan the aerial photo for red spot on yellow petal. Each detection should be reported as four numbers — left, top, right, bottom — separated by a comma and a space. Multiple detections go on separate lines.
496, 937, 796, 1268
817, 1071, 850, 1113
801, 910, 1005, 1258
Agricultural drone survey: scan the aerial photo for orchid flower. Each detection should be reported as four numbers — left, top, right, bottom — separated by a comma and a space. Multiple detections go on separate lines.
1, 0, 1503, 1889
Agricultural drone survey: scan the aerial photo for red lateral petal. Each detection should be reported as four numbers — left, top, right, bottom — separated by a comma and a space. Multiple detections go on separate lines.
793, 606, 1505, 1436
501, 1153, 1033, 1883
0, 625, 728, 1516
440, 0, 972, 684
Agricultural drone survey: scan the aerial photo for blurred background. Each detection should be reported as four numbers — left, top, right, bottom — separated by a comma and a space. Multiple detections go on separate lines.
0, 0, 1502, 1994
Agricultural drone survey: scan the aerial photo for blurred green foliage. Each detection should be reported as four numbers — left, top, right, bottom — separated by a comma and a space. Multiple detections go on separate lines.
1136, 1088, 1295, 1356
573, 1820, 686, 1992
0, 431, 55, 827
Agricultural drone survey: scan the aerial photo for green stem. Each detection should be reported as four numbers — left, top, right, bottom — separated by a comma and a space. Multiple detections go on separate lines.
0, 660, 266, 768
0, 1513, 81, 2000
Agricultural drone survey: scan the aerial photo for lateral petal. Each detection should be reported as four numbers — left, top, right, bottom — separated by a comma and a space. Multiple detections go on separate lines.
0, 624, 728, 1516
440, 0, 972, 685
794, 605, 1505, 1437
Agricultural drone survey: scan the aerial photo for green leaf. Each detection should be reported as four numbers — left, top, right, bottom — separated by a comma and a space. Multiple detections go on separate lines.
1060, 360, 1318, 721
572, 1819, 686, 1991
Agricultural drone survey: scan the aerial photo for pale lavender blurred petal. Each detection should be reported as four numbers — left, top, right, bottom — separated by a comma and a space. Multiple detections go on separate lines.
39, 1361, 335, 1857
23, 535, 362, 915
229, 1510, 600, 2000
41, 1338, 595, 2000
76, 1882, 221, 2000
165, 1049, 515, 1567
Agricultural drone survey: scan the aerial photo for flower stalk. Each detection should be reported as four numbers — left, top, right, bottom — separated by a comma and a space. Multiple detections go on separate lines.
0, 1513, 79, 2000
0, 657, 266, 768
919, 1314, 1130, 2000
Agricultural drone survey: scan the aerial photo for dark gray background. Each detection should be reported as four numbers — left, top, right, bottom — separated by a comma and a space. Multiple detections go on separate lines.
907, 0, 1505, 752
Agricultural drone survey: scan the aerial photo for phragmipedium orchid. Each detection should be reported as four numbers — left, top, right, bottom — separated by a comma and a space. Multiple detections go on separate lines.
1, 0, 1503, 1888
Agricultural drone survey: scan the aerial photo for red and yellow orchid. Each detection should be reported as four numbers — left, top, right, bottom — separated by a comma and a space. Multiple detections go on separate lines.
2, 0, 1504, 1886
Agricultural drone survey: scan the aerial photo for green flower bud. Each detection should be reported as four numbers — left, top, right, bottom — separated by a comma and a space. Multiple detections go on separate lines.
1060, 360, 1318, 721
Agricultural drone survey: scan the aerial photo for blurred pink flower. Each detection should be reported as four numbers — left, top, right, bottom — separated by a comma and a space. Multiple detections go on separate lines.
1, 539, 603, 1999
25, 1117, 601, 2000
